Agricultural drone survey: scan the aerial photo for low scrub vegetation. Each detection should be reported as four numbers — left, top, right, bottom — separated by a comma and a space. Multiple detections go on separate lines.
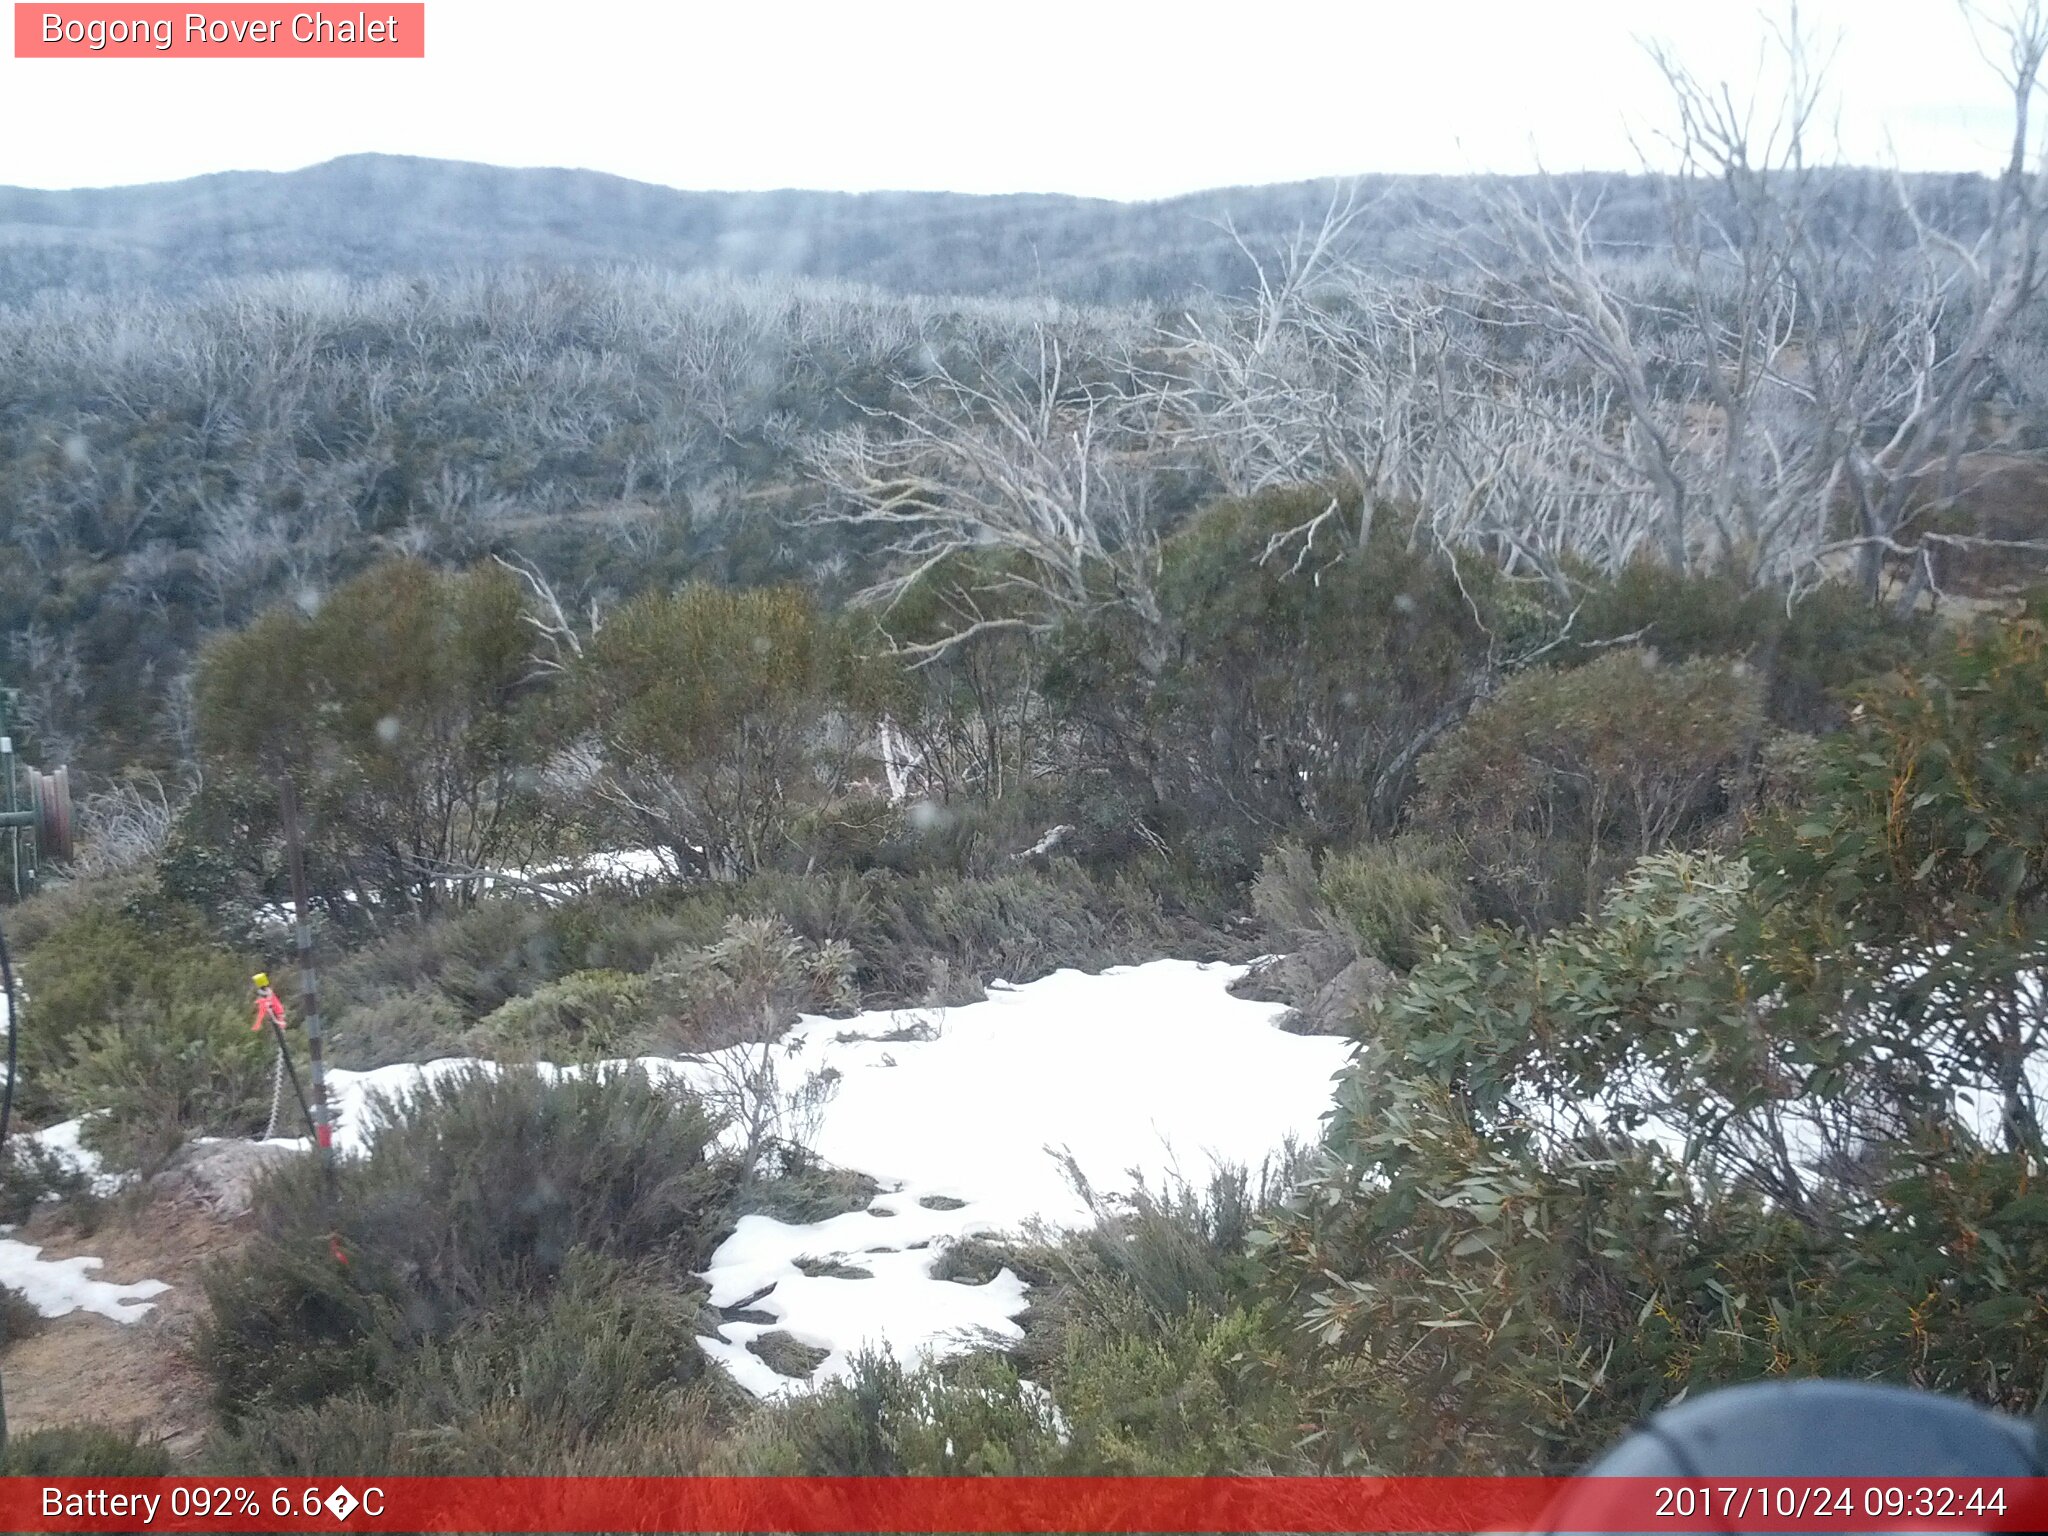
5, 501, 2041, 1479
197, 1066, 736, 1432
11, 7, 2048, 1468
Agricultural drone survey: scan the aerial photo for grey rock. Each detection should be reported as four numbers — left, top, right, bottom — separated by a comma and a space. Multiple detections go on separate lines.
148, 1139, 296, 1218
1230, 938, 1355, 1030
1300, 956, 1400, 1035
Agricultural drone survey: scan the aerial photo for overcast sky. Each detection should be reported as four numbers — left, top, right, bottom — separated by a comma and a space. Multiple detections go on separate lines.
0, 1, 2024, 198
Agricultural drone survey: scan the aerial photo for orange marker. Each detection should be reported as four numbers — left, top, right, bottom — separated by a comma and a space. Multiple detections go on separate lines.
251, 972, 288, 1032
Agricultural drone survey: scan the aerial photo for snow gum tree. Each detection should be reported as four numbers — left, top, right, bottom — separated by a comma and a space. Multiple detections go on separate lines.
1265, 606, 2048, 1477
190, 557, 549, 920
1746, 597, 2048, 1158
570, 584, 879, 880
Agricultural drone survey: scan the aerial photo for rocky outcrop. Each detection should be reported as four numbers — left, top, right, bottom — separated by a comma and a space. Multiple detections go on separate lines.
1303, 956, 1399, 1034
1231, 939, 1395, 1034
148, 1139, 296, 1219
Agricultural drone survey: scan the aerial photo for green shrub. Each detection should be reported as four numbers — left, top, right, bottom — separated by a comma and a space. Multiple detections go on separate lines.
539, 889, 740, 974
15, 887, 251, 1125
215, 1380, 732, 1477
1743, 729, 1825, 816
1049, 488, 1560, 848
324, 889, 707, 1033
1316, 837, 1468, 969
327, 983, 469, 1070
865, 792, 1068, 879
727, 870, 878, 952
639, 917, 857, 1053
928, 1168, 1305, 1475
0, 1282, 44, 1343
206, 1252, 733, 1475
780, 795, 904, 875
324, 878, 866, 1044
739, 858, 1242, 1007
748, 1330, 833, 1379
1415, 648, 1764, 928
193, 558, 553, 924
1254, 837, 1468, 970
724, 1351, 1063, 1475
1262, 855, 1797, 1471
0, 1139, 96, 1226
322, 899, 526, 1018
862, 863, 1229, 1004
64, 996, 274, 1171
2, 868, 156, 954
1745, 601, 2048, 1161
427, 899, 561, 1018
930, 1238, 1008, 1287
1060, 1167, 1276, 1323
358, 1063, 736, 1286
1007, 1164, 1291, 1390
323, 859, 1222, 1057
3, 1423, 172, 1475
572, 584, 876, 880
743, 1162, 881, 1223
197, 1064, 738, 1425
1248, 844, 1323, 940
1052, 1298, 1298, 1473
473, 969, 656, 1059
1571, 566, 1929, 732
1268, 764, 2048, 1477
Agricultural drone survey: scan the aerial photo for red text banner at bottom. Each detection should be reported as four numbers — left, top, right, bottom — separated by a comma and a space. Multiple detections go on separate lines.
7, 1476, 2048, 1533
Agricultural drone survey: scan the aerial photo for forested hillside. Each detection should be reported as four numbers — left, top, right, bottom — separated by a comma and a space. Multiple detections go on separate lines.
8, 157, 2048, 781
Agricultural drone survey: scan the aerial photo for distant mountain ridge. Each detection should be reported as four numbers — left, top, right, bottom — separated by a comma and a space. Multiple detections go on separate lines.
0, 153, 1992, 306
0, 153, 1420, 304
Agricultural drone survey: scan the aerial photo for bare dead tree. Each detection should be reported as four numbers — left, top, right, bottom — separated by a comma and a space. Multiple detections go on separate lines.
1144, 183, 1673, 589
70, 772, 177, 878
492, 551, 600, 682
1822, 1, 2048, 604
689, 1023, 842, 1184
1474, 2, 2048, 598
1142, 185, 1476, 568
804, 326, 1167, 665
9, 622, 86, 764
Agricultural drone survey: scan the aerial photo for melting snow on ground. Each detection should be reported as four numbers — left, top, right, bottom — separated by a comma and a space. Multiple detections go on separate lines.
0, 987, 168, 1321
28, 1116, 129, 1197
0, 1239, 167, 1323
692, 960, 1349, 1395
262, 959, 1350, 1395
0, 1117, 168, 1323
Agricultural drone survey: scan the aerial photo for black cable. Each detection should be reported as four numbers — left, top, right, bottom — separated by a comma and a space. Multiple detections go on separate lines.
0, 906, 16, 1156
0, 902, 17, 1463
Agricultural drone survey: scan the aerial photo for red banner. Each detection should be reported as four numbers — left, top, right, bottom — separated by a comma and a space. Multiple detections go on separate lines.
4, 1476, 2048, 1533
13, 5, 424, 58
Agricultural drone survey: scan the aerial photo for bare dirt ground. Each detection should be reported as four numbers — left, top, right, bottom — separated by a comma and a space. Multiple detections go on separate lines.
2, 1191, 246, 1462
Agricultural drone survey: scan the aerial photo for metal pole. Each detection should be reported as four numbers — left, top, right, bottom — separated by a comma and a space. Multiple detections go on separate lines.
277, 778, 334, 1152
0, 899, 21, 1462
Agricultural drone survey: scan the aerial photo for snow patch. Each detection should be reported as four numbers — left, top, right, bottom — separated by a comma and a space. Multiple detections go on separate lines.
254, 958, 1350, 1396
26, 1115, 130, 1197
0, 1239, 167, 1323
687, 959, 1347, 1393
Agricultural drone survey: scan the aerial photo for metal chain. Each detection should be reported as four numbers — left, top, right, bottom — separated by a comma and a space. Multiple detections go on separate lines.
263, 1045, 286, 1141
